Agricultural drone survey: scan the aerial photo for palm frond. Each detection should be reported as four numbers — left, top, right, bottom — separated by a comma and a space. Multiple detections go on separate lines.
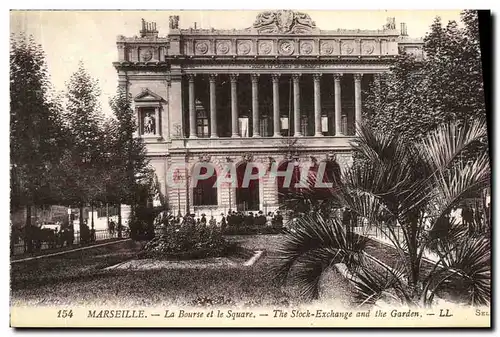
432, 236, 491, 306
419, 119, 488, 172
354, 122, 412, 166
427, 152, 490, 224
349, 261, 407, 307
269, 213, 368, 299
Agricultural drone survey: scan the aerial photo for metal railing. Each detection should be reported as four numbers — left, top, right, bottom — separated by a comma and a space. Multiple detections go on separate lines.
11, 229, 129, 256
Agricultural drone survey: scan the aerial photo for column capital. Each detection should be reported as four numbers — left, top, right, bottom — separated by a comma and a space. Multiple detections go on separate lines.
208, 73, 218, 82
229, 73, 239, 82
292, 73, 301, 81
333, 73, 343, 81
313, 73, 322, 81
271, 73, 281, 82
354, 73, 363, 82
251, 73, 260, 83
187, 73, 196, 82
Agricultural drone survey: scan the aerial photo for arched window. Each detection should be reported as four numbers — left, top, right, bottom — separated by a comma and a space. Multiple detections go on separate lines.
193, 164, 217, 206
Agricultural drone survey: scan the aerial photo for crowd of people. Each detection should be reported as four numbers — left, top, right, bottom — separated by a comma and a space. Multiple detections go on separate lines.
159, 210, 285, 231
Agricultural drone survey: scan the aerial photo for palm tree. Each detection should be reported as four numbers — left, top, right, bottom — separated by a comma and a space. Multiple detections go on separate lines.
271, 119, 490, 307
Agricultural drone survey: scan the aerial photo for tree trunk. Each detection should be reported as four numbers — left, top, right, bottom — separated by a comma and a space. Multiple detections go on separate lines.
91, 203, 95, 242
79, 205, 84, 243
10, 217, 14, 256
106, 202, 109, 229
26, 205, 33, 253
91, 203, 95, 230
117, 203, 122, 238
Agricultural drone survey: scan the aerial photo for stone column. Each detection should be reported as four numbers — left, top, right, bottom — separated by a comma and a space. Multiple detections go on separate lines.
354, 73, 363, 135
154, 106, 160, 136
272, 74, 281, 137
313, 74, 322, 137
292, 74, 302, 137
251, 74, 260, 137
334, 74, 342, 136
188, 74, 197, 139
230, 73, 239, 138
209, 74, 218, 138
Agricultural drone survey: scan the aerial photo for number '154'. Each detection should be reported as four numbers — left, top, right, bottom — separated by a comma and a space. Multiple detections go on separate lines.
57, 310, 73, 318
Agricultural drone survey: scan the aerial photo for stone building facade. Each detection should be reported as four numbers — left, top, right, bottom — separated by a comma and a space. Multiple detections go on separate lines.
113, 11, 423, 216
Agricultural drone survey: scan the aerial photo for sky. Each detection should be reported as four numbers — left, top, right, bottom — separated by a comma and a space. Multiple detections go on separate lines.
9, 10, 463, 116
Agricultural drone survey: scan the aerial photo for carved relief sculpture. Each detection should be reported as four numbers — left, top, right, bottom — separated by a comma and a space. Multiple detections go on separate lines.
238, 41, 251, 55
321, 41, 334, 55
362, 41, 375, 55
300, 41, 313, 54
258, 41, 272, 54
199, 154, 211, 162
384, 17, 396, 30
195, 41, 209, 54
242, 153, 254, 163
172, 123, 182, 138
342, 41, 355, 55
216, 41, 230, 54
326, 152, 337, 162
140, 48, 153, 61
252, 10, 316, 34
169, 15, 179, 29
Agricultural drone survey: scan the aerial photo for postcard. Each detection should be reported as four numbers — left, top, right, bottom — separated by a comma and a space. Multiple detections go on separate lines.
10, 9, 491, 328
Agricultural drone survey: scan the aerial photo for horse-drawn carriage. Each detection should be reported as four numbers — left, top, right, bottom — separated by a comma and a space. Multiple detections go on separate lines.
12, 223, 75, 253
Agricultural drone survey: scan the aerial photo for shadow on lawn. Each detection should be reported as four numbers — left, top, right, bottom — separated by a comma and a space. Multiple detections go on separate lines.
10, 240, 145, 291
11, 235, 354, 308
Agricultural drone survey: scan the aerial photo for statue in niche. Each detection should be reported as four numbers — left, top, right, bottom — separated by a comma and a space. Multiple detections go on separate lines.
143, 112, 156, 135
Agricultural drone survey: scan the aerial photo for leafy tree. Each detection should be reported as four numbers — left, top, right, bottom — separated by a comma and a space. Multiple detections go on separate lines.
64, 62, 104, 239
364, 11, 487, 145
108, 88, 150, 237
10, 34, 66, 252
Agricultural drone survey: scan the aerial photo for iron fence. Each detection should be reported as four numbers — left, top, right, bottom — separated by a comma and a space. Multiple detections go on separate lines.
11, 228, 129, 256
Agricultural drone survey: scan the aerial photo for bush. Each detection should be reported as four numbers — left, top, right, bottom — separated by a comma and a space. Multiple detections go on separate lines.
129, 206, 158, 241
140, 217, 233, 260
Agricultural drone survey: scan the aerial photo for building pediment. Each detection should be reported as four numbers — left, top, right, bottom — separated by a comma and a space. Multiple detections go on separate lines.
134, 88, 165, 102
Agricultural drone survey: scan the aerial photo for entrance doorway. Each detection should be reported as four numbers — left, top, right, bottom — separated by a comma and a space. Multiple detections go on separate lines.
235, 162, 260, 211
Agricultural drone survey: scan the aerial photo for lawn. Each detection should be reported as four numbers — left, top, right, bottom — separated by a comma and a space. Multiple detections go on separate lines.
11, 235, 355, 308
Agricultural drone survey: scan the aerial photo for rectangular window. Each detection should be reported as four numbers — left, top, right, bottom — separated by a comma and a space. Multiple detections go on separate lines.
341, 115, 348, 135
196, 118, 209, 138
301, 116, 308, 136
321, 116, 329, 133
238, 117, 249, 138
280, 117, 289, 136
260, 116, 269, 137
